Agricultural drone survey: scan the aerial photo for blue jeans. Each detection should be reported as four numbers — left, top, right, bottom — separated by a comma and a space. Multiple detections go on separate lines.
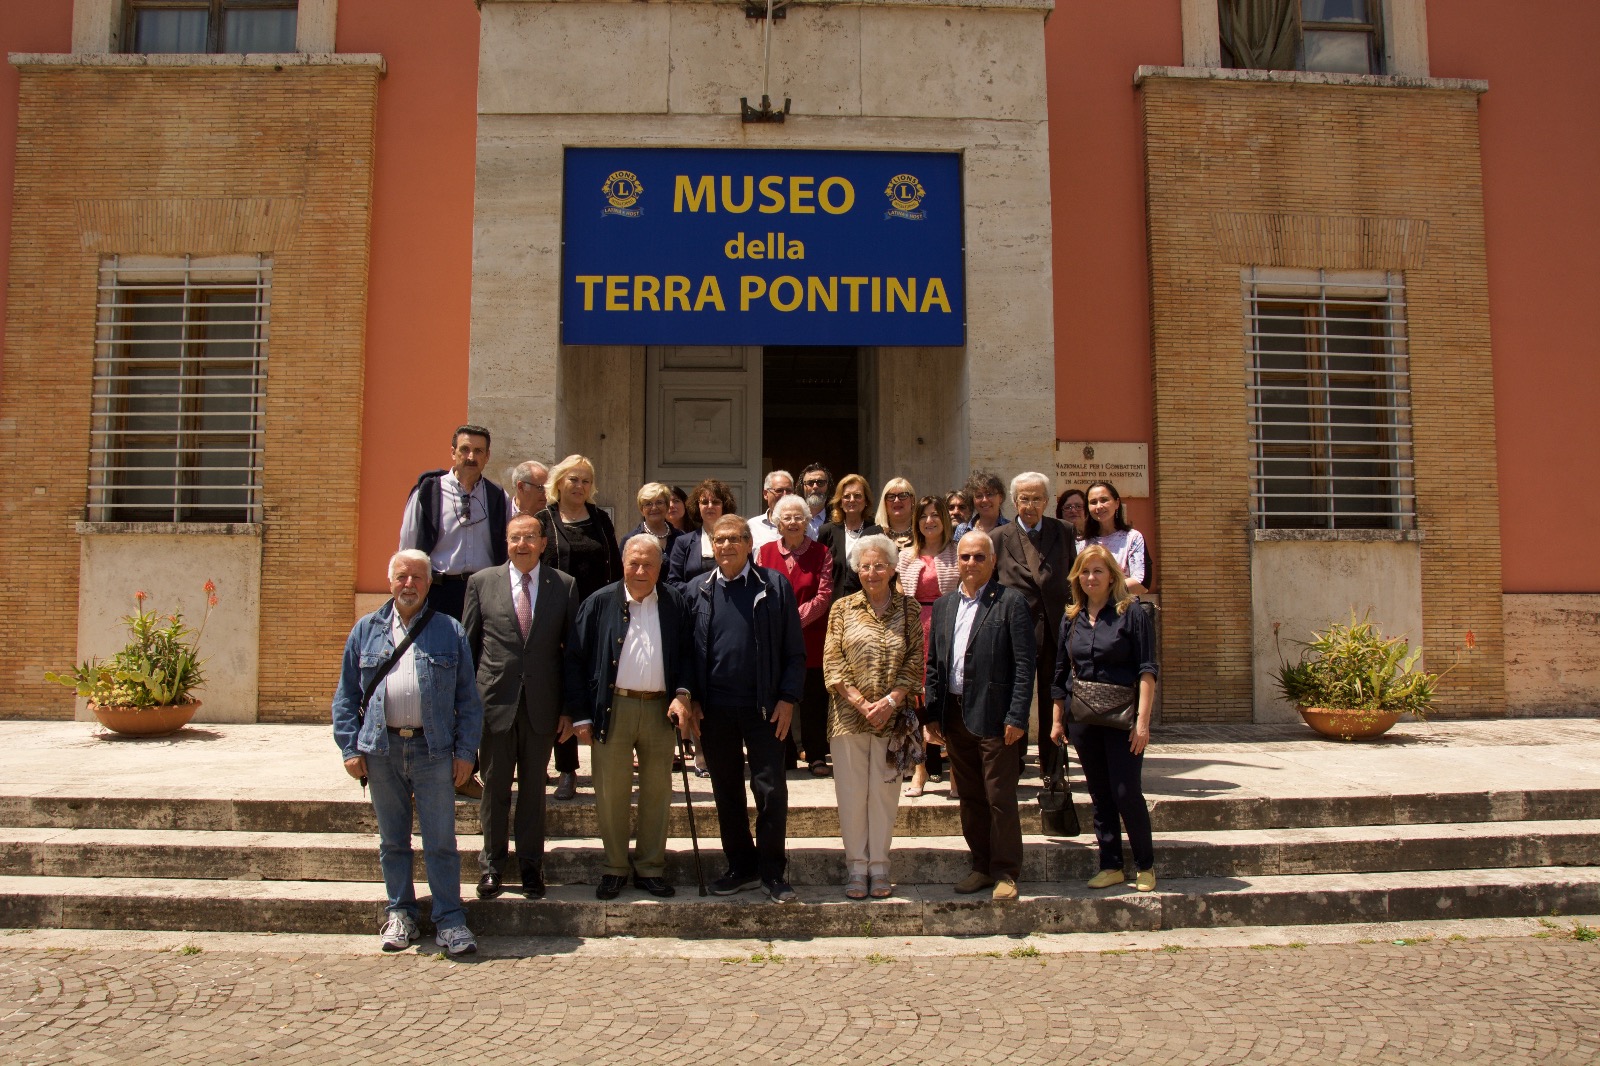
365, 733, 465, 930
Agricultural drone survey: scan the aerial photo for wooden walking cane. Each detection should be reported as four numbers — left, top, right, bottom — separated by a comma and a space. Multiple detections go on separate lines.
676, 732, 709, 896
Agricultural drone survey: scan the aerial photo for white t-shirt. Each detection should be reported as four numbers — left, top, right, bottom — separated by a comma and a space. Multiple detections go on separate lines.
1077, 527, 1149, 587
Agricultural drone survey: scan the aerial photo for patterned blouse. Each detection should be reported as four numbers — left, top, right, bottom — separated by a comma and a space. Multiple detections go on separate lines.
822, 589, 925, 738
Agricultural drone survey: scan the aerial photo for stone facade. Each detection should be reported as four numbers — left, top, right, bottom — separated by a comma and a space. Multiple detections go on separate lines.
470, 0, 1057, 513
1140, 70, 1504, 720
0, 57, 380, 721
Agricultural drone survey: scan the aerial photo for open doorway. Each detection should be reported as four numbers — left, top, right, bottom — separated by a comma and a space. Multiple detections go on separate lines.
763, 346, 861, 489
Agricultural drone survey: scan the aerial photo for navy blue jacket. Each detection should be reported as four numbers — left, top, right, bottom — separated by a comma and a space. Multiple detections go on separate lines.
687, 563, 807, 718
564, 580, 696, 742
923, 579, 1037, 738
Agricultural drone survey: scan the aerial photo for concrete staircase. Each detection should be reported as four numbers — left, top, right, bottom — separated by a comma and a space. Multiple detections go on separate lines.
5, 774, 1600, 939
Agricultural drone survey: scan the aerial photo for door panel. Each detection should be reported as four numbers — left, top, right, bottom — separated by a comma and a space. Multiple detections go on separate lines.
646, 346, 763, 519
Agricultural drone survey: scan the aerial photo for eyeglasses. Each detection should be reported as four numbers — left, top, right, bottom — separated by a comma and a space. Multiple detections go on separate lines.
885, 492, 913, 503
766, 486, 792, 496
857, 562, 892, 574
958, 553, 989, 562
517, 481, 545, 492
711, 535, 749, 546
802, 478, 828, 489
1061, 501, 1084, 512
451, 491, 484, 527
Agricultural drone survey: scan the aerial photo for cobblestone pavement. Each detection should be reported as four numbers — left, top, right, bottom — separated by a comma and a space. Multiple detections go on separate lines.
2, 936, 1597, 1065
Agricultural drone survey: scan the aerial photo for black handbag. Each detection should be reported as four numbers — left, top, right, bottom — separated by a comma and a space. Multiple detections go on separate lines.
1068, 675, 1138, 731
1038, 741, 1079, 836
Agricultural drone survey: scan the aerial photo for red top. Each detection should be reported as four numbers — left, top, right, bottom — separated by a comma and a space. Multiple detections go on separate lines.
758, 536, 835, 667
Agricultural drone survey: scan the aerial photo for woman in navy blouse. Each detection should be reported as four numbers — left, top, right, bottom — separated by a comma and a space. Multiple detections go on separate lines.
1049, 544, 1159, 892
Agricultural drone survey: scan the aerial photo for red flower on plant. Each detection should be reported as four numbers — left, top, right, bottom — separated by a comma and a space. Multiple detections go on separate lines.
204, 579, 216, 595
208, 594, 219, 608
1464, 630, 1477, 649
134, 590, 148, 604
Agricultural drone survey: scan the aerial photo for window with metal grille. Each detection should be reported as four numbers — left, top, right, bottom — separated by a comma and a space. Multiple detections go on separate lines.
125, 0, 298, 54
1246, 268, 1414, 531
90, 256, 269, 524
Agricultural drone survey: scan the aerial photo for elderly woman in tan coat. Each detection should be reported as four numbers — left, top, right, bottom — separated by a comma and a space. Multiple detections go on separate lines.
823, 533, 924, 900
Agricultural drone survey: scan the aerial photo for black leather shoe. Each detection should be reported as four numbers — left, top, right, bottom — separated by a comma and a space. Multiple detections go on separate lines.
520, 867, 546, 898
633, 875, 676, 898
476, 871, 504, 900
596, 874, 626, 900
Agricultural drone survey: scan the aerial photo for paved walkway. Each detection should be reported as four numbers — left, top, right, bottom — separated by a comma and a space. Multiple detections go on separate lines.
4, 717, 1598, 804
3, 931, 1597, 1064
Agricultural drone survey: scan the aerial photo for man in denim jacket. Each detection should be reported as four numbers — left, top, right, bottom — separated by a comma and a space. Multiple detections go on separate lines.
333, 549, 485, 955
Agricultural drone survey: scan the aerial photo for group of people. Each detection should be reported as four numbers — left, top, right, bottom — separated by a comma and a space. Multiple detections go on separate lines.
331, 424, 1160, 955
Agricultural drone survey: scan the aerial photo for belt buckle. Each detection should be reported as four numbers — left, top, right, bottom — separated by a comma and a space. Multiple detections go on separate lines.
396, 727, 419, 738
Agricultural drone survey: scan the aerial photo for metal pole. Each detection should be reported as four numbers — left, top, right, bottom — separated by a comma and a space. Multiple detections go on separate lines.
677, 733, 709, 896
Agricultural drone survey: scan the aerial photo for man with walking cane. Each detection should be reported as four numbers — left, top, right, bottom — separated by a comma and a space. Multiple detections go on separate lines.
565, 535, 698, 899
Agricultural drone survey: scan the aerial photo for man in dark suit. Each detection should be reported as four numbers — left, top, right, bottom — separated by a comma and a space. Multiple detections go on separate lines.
924, 530, 1036, 900
989, 471, 1074, 778
686, 514, 808, 904
565, 535, 697, 900
462, 512, 578, 900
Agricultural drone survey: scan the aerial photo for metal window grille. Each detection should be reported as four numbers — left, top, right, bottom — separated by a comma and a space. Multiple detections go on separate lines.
1246, 268, 1414, 531
89, 255, 270, 524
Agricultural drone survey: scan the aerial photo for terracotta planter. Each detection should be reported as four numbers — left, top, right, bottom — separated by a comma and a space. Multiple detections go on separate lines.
89, 700, 200, 738
1298, 706, 1400, 740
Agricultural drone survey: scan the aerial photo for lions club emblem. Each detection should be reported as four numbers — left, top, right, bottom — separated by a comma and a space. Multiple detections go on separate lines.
602, 170, 644, 218
884, 174, 926, 220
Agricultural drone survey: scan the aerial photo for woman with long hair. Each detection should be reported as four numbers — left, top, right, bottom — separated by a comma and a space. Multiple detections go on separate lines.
1050, 544, 1158, 891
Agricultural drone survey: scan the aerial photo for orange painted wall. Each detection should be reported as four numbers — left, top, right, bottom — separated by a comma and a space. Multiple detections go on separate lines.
338, 0, 481, 593
1429, 3, 1600, 594
1044, 0, 1182, 573
0, 5, 74, 368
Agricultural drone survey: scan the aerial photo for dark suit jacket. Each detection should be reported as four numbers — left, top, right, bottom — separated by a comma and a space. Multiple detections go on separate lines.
462, 562, 579, 734
816, 521, 884, 599
564, 580, 696, 742
666, 531, 716, 592
686, 564, 807, 717
990, 516, 1074, 649
924, 579, 1036, 738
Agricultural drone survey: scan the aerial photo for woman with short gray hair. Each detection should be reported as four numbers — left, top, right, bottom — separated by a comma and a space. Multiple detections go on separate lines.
822, 533, 924, 899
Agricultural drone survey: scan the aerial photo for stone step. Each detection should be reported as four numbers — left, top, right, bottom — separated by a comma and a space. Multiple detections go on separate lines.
4, 786, 1598, 837
4, 866, 1599, 938
5, 820, 1596, 886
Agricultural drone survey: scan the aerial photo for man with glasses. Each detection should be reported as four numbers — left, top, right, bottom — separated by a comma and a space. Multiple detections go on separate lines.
954, 470, 1011, 539
748, 469, 795, 552
798, 463, 832, 539
923, 530, 1035, 900
399, 424, 512, 622
510, 460, 549, 517
686, 515, 808, 903
990, 472, 1074, 778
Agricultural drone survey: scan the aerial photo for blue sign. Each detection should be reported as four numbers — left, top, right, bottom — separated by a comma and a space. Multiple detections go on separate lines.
561, 148, 965, 346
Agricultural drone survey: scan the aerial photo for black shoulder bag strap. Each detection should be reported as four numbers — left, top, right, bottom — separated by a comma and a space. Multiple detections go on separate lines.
354, 604, 436, 787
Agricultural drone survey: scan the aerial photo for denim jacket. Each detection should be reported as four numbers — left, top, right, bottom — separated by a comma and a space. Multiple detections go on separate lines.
332, 601, 484, 763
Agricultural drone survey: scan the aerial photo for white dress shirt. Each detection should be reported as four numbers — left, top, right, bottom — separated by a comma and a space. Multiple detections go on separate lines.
383, 609, 426, 728
749, 512, 782, 552
949, 586, 984, 696
397, 470, 497, 576
615, 588, 667, 692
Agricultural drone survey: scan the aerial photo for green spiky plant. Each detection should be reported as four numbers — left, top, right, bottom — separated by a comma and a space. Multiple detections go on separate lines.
46, 582, 216, 709
1272, 611, 1440, 722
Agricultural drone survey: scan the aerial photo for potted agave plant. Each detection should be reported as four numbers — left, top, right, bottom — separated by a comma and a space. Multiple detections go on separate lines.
1272, 612, 1440, 740
46, 581, 218, 738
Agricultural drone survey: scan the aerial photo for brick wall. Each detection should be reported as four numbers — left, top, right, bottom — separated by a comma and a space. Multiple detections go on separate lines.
0, 62, 379, 721
1141, 74, 1505, 720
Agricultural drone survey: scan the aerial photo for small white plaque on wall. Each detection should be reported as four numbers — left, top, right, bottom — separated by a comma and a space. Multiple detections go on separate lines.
1055, 441, 1150, 498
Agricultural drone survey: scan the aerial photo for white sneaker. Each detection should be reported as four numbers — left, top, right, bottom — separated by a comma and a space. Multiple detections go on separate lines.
435, 924, 478, 957
379, 911, 419, 952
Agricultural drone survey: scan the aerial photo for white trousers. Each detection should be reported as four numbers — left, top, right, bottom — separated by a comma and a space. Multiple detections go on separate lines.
830, 732, 900, 879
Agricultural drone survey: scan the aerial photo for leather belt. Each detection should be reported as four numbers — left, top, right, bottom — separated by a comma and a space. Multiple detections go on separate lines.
387, 726, 424, 738
612, 686, 667, 701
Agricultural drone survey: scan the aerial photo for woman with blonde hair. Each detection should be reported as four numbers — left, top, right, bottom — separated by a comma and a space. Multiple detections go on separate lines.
817, 474, 881, 600
874, 477, 917, 549
539, 454, 622, 799
622, 481, 685, 586
1049, 544, 1158, 892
